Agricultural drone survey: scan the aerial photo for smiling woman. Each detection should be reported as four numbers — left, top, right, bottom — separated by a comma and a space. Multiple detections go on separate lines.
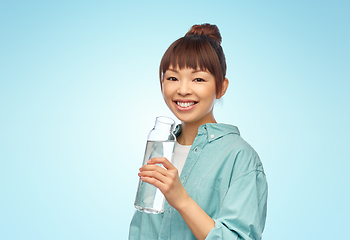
129, 23, 267, 240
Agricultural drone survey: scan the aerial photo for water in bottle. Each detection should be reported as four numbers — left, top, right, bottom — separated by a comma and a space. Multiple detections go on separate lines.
134, 116, 176, 214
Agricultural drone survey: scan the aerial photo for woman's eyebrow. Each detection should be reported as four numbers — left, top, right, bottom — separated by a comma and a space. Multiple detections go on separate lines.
192, 69, 208, 73
167, 68, 179, 73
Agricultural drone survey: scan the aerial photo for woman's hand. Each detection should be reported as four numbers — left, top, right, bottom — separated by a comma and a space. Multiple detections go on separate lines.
138, 157, 190, 209
139, 157, 215, 240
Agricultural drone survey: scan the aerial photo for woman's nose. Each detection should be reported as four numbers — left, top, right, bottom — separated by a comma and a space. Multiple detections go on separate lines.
177, 81, 192, 96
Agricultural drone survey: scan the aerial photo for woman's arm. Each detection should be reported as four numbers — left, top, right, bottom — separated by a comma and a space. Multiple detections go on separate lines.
139, 157, 214, 240
175, 194, 215, 240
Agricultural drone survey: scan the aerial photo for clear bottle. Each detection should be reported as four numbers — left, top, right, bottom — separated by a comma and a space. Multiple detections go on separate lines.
134, 116, 176, 214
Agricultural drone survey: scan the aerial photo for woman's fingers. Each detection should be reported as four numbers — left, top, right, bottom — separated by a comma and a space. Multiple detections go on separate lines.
138, 169, 168, 183
148, 157, 176, 170
139, 176, 166, 190
140, 163, 168, 176
139, 157, 179, 194
147, 158, 179, 184
138, 157, 188, 208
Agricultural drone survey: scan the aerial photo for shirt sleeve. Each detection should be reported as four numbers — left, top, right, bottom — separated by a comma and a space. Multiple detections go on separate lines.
205, 169, 268, 240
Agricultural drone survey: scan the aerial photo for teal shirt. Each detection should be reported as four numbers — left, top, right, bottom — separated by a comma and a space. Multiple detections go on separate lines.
129, 123, 268, 240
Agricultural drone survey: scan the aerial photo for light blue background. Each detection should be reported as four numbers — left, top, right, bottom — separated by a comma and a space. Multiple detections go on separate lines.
1, 1, 349, 239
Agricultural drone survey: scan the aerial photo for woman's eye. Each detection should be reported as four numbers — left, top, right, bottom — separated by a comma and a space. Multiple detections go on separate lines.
193, 78, 205, 82
166, 77, 178, 81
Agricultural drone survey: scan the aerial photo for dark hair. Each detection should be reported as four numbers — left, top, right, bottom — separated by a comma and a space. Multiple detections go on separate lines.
159, 23, 227, 95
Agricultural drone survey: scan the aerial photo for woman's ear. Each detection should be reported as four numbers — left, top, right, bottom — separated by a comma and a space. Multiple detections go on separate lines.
216, 78, 229, 99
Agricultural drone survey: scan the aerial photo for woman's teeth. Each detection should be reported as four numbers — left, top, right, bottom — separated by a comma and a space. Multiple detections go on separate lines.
177, 102, 195, 108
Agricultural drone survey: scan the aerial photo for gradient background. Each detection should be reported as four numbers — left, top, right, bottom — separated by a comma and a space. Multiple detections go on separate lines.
1, 1, 349, 239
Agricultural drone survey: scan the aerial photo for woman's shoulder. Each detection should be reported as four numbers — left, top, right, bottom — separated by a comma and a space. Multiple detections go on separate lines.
207, 123, 263, 171
206, 123, 255, 151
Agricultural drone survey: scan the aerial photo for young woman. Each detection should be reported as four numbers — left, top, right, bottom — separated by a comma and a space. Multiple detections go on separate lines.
129, 24, 267, 240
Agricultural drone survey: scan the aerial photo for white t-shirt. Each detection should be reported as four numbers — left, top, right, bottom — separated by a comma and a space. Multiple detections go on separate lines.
172, 141, 191, 176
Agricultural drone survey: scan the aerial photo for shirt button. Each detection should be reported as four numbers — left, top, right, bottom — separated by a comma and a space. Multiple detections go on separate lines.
211, 134, 214, 139
194, 147, 198, 152
204, 126, 206, 130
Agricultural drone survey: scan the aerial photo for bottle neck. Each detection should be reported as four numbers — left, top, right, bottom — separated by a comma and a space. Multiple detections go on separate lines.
154, 117, 175, 133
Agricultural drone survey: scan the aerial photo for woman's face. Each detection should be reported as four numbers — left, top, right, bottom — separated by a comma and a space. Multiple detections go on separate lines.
162, 66, 220, 125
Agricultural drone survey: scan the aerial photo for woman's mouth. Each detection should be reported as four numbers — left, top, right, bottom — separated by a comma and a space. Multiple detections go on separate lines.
174, 101, 198, 111
177, 101, 195, 107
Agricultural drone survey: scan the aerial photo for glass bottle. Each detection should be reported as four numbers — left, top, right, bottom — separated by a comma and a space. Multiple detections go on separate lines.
134, 116, 176, 214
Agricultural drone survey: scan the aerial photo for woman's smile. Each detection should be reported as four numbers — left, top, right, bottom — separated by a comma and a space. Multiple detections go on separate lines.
174, 100, 198, 111
162, 66, 218, 125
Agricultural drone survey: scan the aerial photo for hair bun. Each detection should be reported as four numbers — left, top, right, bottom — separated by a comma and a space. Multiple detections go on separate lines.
185, 23, 222, 44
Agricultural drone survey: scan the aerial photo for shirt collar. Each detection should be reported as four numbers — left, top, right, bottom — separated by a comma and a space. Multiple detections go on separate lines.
174, 123, 240, 142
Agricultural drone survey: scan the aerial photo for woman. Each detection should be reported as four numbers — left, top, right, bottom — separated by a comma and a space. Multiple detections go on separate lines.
129, 23, 267, 240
